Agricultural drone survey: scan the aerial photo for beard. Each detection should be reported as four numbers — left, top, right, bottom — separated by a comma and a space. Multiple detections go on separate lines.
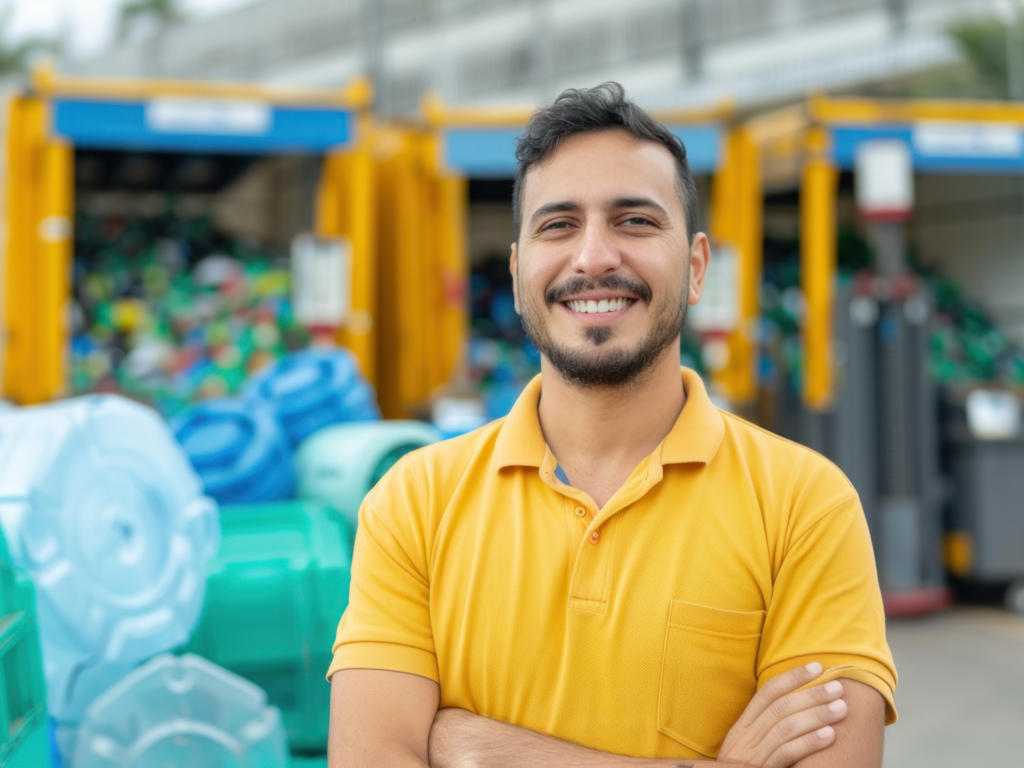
520, 271, 688, 389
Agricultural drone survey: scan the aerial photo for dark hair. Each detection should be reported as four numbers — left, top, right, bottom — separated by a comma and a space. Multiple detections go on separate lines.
512, 82, 700, 243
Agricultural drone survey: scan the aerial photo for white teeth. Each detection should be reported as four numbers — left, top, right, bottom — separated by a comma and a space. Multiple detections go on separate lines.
568, 298, 634, 313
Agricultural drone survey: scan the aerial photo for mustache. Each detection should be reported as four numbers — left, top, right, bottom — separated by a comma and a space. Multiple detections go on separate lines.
545, 275, 652, 307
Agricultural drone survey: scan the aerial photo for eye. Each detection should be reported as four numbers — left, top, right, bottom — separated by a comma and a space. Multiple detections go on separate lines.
622, 216, 655, 226
541, 220, 573, 231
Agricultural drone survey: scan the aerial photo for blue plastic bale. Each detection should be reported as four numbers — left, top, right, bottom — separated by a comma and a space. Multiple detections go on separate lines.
243, 348, 380, 446
172, 398, 296, 504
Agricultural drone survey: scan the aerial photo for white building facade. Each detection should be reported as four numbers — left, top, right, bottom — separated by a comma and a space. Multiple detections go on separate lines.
70, 0, 996, 114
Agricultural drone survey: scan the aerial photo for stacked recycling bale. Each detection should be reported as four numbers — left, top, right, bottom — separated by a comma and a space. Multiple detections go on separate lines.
0, 395, 222, 763
73, 654, 288, 768
171, 347, 444, 759
71, 202, 310, 416
0, 525, 49, 767
172, 347, 381, 505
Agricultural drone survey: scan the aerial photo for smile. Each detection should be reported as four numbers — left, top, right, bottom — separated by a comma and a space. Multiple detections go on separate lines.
563, 298, 635, 314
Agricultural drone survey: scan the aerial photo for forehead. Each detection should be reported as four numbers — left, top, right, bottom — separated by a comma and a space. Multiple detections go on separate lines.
521, 129, 681, 214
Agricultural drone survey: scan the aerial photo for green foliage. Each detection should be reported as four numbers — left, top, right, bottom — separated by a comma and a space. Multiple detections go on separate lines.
948, 15, 1024, 99
117, 0, 187, 42
0, 6, 59, 75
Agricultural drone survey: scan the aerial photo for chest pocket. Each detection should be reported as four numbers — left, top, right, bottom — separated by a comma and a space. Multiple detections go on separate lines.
657, 601, 765, 758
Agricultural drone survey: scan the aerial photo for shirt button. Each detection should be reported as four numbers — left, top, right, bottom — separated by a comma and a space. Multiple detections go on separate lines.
589, 530, 601, 544
574, 506, 587, 518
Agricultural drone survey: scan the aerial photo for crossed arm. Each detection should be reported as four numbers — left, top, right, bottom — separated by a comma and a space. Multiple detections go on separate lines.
328, 666, 884, 768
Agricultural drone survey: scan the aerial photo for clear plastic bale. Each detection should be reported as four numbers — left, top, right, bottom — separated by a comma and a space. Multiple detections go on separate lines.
73, 654, 288, 768
0, 395, 221, 724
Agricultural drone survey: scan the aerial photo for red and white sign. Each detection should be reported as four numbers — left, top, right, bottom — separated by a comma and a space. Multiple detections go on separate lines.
855, 139, 914, 223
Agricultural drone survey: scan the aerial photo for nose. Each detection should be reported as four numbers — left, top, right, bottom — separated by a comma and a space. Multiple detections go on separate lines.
570, 221, 621, 277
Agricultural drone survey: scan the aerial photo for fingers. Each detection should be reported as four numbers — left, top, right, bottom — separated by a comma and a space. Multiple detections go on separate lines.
763, 725, 837, 768
739, 662, 825, 726
763, 680, 845, 726
759, 698, 849, 768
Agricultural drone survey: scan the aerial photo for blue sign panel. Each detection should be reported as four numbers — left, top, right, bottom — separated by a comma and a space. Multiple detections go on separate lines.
443, 128, 520, 177
53, 98, 353, 154
667, 124, 722, 175
833, 125, 1024, 174
443, 124, 722, 177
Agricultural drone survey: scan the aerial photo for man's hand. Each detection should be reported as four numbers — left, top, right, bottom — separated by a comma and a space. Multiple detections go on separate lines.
716, 663, 848, 768
427, 665, 845, 768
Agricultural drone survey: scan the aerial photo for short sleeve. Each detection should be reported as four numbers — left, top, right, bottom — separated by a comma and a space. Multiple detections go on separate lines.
326, 463, 438, 683
756, 496, 898, 724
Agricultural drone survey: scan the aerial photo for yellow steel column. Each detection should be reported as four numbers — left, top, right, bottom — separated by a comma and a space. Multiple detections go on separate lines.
315, 137, 378, 387
393, 134, 427, 411
800, 126, 838, 410
709, 127, 762, 404
435, 172, 467, 393
419, 131, 467, 397
342, 145, 377, 386
2, 96, 40, 402
3, 95, 71, 405
369, 129, 429, 418
38, 138, 74, 402
370, 129, 403, 417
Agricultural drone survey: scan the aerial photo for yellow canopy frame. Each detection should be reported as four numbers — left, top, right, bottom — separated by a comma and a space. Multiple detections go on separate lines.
2, 70, 374, 404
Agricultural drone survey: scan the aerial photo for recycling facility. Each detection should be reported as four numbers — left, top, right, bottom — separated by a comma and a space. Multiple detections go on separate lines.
1, 68, 1024, 768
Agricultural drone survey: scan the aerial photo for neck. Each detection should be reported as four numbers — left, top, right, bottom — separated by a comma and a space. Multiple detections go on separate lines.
537, 343, 686, 507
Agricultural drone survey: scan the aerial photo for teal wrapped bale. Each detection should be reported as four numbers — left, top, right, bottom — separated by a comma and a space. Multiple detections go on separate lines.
295, 421, 440, 527
0, 526, 49, 768
181, 501, 354, 753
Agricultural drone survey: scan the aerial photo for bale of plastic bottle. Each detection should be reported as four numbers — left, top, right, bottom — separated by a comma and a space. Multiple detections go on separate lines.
72, 654, 288, 768
295, 421, 441, 527
243, 347, 380, 446
0, 396, 220, 725
172, 398, 295, 504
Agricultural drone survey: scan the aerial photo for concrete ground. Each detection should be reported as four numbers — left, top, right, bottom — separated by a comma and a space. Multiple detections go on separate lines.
883, 607, 1024, 766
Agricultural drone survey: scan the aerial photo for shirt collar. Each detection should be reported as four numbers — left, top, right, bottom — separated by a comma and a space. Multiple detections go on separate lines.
494, 367, 725, 471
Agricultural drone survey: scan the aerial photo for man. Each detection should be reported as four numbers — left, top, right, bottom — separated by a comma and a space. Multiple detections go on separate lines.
328, 83, 897, 767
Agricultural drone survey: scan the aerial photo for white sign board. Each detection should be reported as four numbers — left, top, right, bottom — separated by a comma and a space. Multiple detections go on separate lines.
913, 122, 1023, 159
966, 389, 1022, 440
292, 234, 350, 329
855, 139, 914, 220
146, 99, 272, 135
689, 244, 738, 333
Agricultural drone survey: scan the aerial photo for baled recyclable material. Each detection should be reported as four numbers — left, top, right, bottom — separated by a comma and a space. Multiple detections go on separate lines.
181, 501, 354, 752
72, 654, 288, 768
172, 398, 295, 504
295, 421, 440, 526
0, 396, 220, 723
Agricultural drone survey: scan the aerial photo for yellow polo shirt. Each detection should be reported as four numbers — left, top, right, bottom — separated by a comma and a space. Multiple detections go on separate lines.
329, 368, 897, 761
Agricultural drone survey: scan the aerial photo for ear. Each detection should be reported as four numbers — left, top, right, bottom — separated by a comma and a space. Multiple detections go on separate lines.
686, 232, 711, 305
510, 242, 521, 314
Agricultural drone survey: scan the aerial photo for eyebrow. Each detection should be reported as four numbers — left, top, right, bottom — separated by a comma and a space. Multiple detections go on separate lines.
610, 197, 671, 219
528, 200, 581, 229
527, 197, 671, 230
